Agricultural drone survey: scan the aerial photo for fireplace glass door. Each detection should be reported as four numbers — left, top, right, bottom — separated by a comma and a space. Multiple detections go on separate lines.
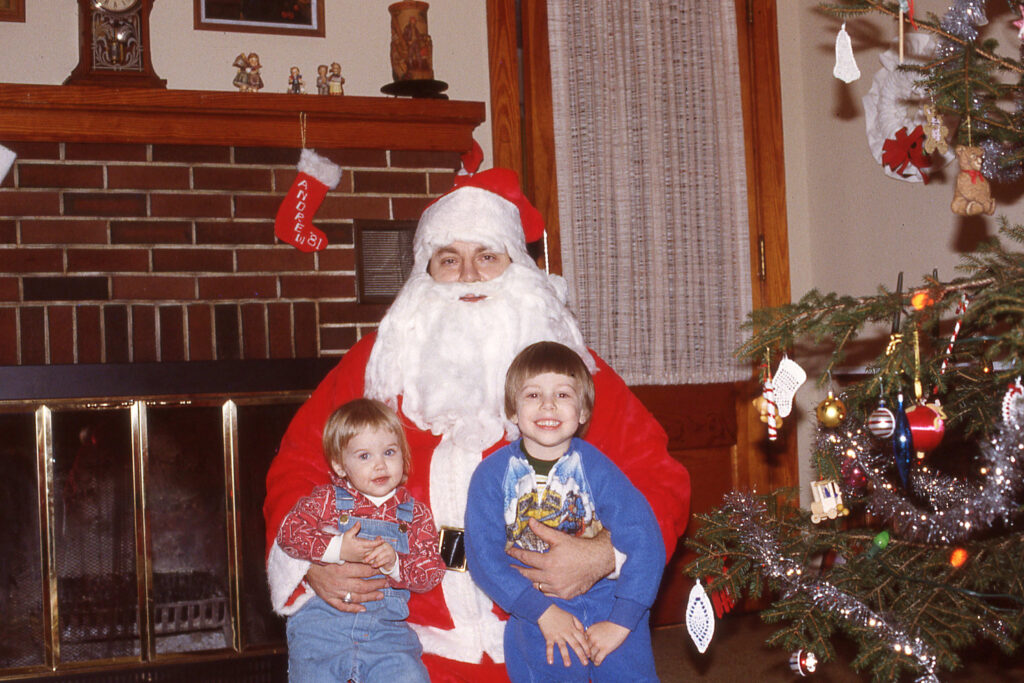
0, 394, 302, 678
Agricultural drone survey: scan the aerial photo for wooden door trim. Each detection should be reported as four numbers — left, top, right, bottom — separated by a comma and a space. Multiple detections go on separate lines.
734, 0, 798, 492
487, 0, 561, 273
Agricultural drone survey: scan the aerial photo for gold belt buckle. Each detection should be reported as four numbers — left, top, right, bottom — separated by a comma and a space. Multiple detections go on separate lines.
438, 526, 466, 572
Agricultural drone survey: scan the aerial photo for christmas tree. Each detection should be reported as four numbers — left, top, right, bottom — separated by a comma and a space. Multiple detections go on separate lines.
684, 3, 1024, 681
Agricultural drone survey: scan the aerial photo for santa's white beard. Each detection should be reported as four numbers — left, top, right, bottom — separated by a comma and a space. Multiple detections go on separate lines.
366, 262, 593, 451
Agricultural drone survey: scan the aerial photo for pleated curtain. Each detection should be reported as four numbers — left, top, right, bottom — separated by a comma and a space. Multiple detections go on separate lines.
548, 1, 752, 384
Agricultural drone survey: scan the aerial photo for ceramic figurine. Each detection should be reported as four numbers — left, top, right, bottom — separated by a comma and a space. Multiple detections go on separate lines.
328, 62, 345, 95
232, 52, 263, 92
316, 64, 329, 95
288, 66, 305, 94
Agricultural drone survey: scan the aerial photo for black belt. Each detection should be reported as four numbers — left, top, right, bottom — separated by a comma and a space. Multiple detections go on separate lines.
438, 526, 466, 571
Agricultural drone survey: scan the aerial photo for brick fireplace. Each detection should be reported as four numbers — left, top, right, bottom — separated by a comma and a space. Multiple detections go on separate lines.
0, 85, 483, 366
0, 83, 484, 681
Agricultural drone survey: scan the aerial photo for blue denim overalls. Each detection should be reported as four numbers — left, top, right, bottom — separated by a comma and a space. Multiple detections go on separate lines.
286, 487, 430, 683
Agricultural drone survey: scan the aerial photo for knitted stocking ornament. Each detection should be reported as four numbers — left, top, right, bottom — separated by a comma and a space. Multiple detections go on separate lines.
274, 149, 342, 252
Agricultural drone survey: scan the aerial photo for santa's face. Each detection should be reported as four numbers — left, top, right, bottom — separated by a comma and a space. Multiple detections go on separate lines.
512, 372, 589, 461
366, 237, 593, 451
333, 427, 405, 498
427, 241, 512, 294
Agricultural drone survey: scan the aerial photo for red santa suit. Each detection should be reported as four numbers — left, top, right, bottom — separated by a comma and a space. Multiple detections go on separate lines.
264, 148, 690, 681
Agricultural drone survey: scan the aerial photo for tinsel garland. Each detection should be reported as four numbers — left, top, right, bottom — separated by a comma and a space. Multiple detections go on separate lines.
937, 0, 987, 45
815, 402, 1024, 543
722, 492, 940, 682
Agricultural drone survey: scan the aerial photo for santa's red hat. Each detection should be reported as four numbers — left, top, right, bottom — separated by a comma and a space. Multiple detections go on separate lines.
413, 143, 544, 267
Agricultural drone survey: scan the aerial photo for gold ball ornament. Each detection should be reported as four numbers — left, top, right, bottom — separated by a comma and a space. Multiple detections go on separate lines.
816, 392, 847, 428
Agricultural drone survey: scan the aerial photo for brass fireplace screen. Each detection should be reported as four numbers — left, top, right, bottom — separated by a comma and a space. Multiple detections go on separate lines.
0, 360, 334, 679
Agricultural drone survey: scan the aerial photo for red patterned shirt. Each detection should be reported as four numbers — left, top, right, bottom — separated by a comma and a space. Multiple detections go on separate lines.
276, 476, 445, 593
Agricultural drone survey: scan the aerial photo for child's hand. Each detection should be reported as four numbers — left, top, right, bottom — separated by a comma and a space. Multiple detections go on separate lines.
537, 605, 590, 667
585, 621, 629, 665
337, 522, 376, 563
363, 537, 398, 571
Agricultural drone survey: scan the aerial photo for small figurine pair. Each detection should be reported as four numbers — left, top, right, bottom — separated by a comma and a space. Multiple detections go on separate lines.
232, 52, 264, 93
316, 62, 345, 95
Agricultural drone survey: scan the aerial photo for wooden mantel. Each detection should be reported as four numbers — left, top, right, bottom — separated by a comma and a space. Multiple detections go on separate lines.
0, 83, 486, 150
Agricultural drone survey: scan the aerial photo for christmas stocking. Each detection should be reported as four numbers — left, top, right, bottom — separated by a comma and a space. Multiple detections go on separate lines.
274, 149, 342, 252
772, 356, 807, 418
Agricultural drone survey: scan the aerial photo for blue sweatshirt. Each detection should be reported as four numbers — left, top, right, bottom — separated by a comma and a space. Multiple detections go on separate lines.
465, 438, 665, 631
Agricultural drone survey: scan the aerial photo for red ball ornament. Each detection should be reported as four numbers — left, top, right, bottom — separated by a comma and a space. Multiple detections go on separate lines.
950, 547, 969, 568
842, 463, 867, 491
904, 402, 946, 454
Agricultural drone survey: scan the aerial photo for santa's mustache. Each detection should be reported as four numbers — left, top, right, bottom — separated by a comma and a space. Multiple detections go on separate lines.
414, 275, 507, 303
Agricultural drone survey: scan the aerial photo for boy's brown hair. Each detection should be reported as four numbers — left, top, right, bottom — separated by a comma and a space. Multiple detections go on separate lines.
322, 398, 412, 482
504, 341, 595, 427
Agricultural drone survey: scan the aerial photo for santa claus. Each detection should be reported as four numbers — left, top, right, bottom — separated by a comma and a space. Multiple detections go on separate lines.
264, 151, 691, 681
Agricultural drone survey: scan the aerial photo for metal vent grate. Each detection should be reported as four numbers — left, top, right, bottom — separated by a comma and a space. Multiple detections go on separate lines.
354, 220, 416, 303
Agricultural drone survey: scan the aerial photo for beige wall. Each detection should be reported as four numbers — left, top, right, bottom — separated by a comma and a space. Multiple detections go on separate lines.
0, 1, 493, 160
778, 1, 1021, 495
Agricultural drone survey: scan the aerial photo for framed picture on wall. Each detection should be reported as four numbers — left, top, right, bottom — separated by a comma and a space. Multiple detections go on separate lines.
194, 0, 325, 37
0, 0, 25, 23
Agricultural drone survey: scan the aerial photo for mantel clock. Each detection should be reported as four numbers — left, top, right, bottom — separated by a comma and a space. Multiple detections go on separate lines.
65, 0, 166, 88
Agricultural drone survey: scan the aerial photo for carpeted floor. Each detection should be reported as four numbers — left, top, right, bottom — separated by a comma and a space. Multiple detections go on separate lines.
653, 612, 1024, 682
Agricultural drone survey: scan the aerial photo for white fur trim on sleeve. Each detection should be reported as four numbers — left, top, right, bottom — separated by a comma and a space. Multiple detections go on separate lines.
266, 541, 313, 616
297, 148, 342, 189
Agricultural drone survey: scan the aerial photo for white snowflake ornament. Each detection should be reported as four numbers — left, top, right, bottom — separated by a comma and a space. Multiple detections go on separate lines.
686, 579, 715, 654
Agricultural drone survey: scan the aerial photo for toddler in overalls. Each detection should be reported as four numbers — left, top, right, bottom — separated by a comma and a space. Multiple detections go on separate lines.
275, 398, 445, 682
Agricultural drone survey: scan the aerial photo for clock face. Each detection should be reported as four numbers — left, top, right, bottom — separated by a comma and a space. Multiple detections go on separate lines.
95, 0, 140, 12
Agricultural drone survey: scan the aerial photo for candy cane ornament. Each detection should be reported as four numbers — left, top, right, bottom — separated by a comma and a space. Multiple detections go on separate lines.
763, 379, 780, 441
938, 293, 969, 379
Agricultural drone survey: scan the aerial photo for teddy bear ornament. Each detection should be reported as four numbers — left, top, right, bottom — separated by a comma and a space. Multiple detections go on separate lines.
951, 144, 996, 217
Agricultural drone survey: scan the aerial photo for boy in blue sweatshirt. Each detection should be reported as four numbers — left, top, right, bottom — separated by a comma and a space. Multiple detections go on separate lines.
465, 341, 664, 682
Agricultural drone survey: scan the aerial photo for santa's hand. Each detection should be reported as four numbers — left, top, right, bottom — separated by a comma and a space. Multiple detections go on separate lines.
508, 519, 614, 599
305, 561, 387, 613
